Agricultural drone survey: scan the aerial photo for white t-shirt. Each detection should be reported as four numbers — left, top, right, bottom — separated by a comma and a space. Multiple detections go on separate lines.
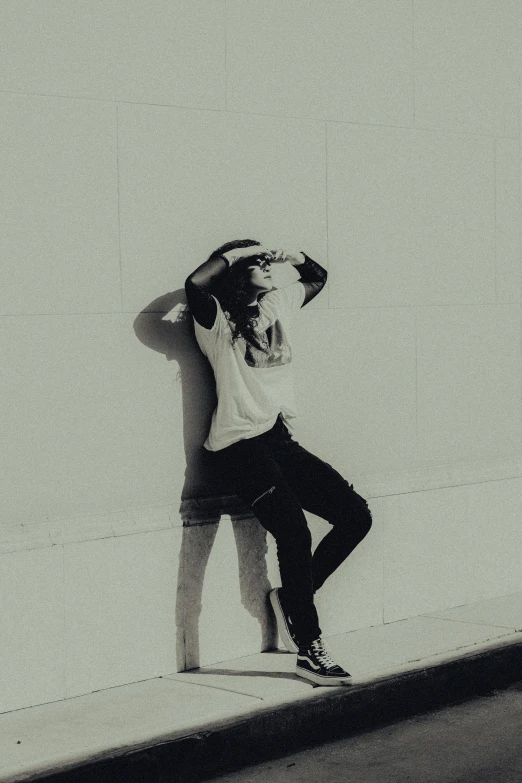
194, 282, 306, 451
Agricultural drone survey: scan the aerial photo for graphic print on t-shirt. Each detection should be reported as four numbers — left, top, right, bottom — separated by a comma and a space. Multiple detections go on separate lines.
244, 321, 292, 368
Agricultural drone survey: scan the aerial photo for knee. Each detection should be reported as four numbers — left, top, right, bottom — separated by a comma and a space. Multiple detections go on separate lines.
358, 504, 372, 538
354, 491, 372, 534
337, 490, 373, 538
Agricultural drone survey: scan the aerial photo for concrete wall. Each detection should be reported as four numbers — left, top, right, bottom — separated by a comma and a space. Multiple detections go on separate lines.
1, 0, 522, 713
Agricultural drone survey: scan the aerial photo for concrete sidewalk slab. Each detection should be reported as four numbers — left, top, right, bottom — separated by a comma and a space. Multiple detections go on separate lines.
425, 591, 522, 629
0, 679, 262, 783
164, 616, 517, 700
1, 592, 522, 783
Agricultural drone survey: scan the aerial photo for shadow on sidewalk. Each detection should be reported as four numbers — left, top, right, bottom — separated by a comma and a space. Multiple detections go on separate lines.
186, 667, 309, 682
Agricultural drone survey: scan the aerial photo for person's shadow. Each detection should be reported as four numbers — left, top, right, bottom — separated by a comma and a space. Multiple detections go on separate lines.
133, 289, 278, 671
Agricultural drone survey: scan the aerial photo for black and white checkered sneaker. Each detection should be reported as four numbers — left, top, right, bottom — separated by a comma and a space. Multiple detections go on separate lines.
296, 637, 352, 686
269, 587, 299, 653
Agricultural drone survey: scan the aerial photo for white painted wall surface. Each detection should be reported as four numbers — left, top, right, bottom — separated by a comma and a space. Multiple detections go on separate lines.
1, 0, 522, 713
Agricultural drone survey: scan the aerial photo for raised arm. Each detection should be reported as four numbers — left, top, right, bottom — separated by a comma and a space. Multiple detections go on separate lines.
281, 251, 327, 306
185, 244, 269, 328
185, 255, 229, 329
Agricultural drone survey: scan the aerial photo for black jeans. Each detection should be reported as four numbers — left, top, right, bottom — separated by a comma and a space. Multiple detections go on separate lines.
213, 414, 373, 646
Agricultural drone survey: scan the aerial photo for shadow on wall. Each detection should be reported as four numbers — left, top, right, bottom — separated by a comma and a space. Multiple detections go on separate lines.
133, 290, 278, 671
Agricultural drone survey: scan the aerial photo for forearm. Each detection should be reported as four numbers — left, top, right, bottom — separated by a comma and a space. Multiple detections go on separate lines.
185, 256, 222, 328
293, 252, 328, 305
185, 250, 241, 328
294, 252, 327, 282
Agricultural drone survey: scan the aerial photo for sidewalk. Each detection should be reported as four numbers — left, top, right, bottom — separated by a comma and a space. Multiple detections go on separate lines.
2, 591, 522, 783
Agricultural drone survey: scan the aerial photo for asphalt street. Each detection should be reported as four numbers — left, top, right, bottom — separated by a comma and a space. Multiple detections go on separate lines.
206, 681, 522, 783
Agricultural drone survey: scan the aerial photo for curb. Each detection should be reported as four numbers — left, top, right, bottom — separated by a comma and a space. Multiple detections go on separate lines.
18, 637, 522, 783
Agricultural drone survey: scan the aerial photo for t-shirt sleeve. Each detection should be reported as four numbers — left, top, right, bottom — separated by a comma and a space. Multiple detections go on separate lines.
262, 282, 306, 321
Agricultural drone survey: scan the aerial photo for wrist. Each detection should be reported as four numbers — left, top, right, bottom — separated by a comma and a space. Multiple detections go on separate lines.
220, 249, 240, 267
290, 252, 306, 267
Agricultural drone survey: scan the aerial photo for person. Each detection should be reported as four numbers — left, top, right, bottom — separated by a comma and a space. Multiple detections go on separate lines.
184, 239, 372, 686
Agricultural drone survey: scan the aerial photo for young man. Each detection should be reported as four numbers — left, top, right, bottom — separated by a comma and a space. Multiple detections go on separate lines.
185, 240, 372, 686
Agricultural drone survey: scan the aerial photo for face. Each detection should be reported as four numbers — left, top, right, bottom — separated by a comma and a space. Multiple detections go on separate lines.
245, 254, 273, 293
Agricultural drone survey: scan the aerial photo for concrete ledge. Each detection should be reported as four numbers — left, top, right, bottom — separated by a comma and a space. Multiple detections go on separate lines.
22, 637, 522, 783
4, 460, 522, 552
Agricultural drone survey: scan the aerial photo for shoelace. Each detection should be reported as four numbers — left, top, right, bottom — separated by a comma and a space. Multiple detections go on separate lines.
310, 639, 337, 669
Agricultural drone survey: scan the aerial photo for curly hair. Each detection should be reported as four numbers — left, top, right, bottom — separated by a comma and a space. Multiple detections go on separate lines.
208, 239, 270, 354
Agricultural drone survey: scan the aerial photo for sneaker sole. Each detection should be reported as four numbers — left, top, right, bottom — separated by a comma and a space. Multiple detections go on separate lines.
269, 588, 299, 653
295, 667, 352, 686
